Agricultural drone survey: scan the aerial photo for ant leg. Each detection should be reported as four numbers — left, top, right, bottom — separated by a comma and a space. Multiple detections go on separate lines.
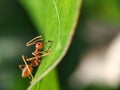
26, 57, 36, 62
26, 74, 34, 83
40, 42, 53, 56
26, 36, 43, 46
22, 55, 34, 62
28, 76, 31, 79
40, 52, 50, 57
28, 75, 34, 83
45, 40, 53, 51
37, 47, 51, 58
19, 65, 25, 70
35, 51, 44, 54
45, 40, 53, 44
22, 55, 38, 63
30, 78, 34, 83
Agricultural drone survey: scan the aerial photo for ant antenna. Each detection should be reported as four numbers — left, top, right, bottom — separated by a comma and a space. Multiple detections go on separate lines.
26, 36, 43, 46
22, 55, 34, 81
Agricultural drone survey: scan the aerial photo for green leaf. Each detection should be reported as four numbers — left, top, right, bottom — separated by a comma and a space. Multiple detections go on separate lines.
31, 69, 60, 90
20, 0, 82, 89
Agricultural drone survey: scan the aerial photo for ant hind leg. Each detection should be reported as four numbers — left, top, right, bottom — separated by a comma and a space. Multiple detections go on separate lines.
19, 65, 25, 70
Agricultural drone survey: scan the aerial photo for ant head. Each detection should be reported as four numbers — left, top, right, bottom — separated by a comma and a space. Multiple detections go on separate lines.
35, 42, 44, 50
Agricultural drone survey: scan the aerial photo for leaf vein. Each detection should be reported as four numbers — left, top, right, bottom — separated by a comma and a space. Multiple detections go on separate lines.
51, 0, 61, 49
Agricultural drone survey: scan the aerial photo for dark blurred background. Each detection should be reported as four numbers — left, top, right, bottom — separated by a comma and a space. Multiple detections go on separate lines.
0, 0, 120, 90
0, 0, 38, 90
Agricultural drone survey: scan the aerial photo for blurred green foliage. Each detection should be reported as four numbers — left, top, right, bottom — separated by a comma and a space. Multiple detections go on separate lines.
82, 0, 120, 23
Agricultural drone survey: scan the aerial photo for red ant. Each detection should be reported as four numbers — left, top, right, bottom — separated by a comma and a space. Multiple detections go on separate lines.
19, 36, 53, 82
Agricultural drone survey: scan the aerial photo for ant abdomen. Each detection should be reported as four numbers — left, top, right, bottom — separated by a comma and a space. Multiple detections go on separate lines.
22, 65, 33, 78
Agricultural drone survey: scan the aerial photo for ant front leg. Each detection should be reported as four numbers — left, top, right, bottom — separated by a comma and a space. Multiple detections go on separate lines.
41, 53, 50, 57
37, 51, 50, 57
36, 43, 52, 58
45, 40, 53, 45
45, 40, 53, 51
